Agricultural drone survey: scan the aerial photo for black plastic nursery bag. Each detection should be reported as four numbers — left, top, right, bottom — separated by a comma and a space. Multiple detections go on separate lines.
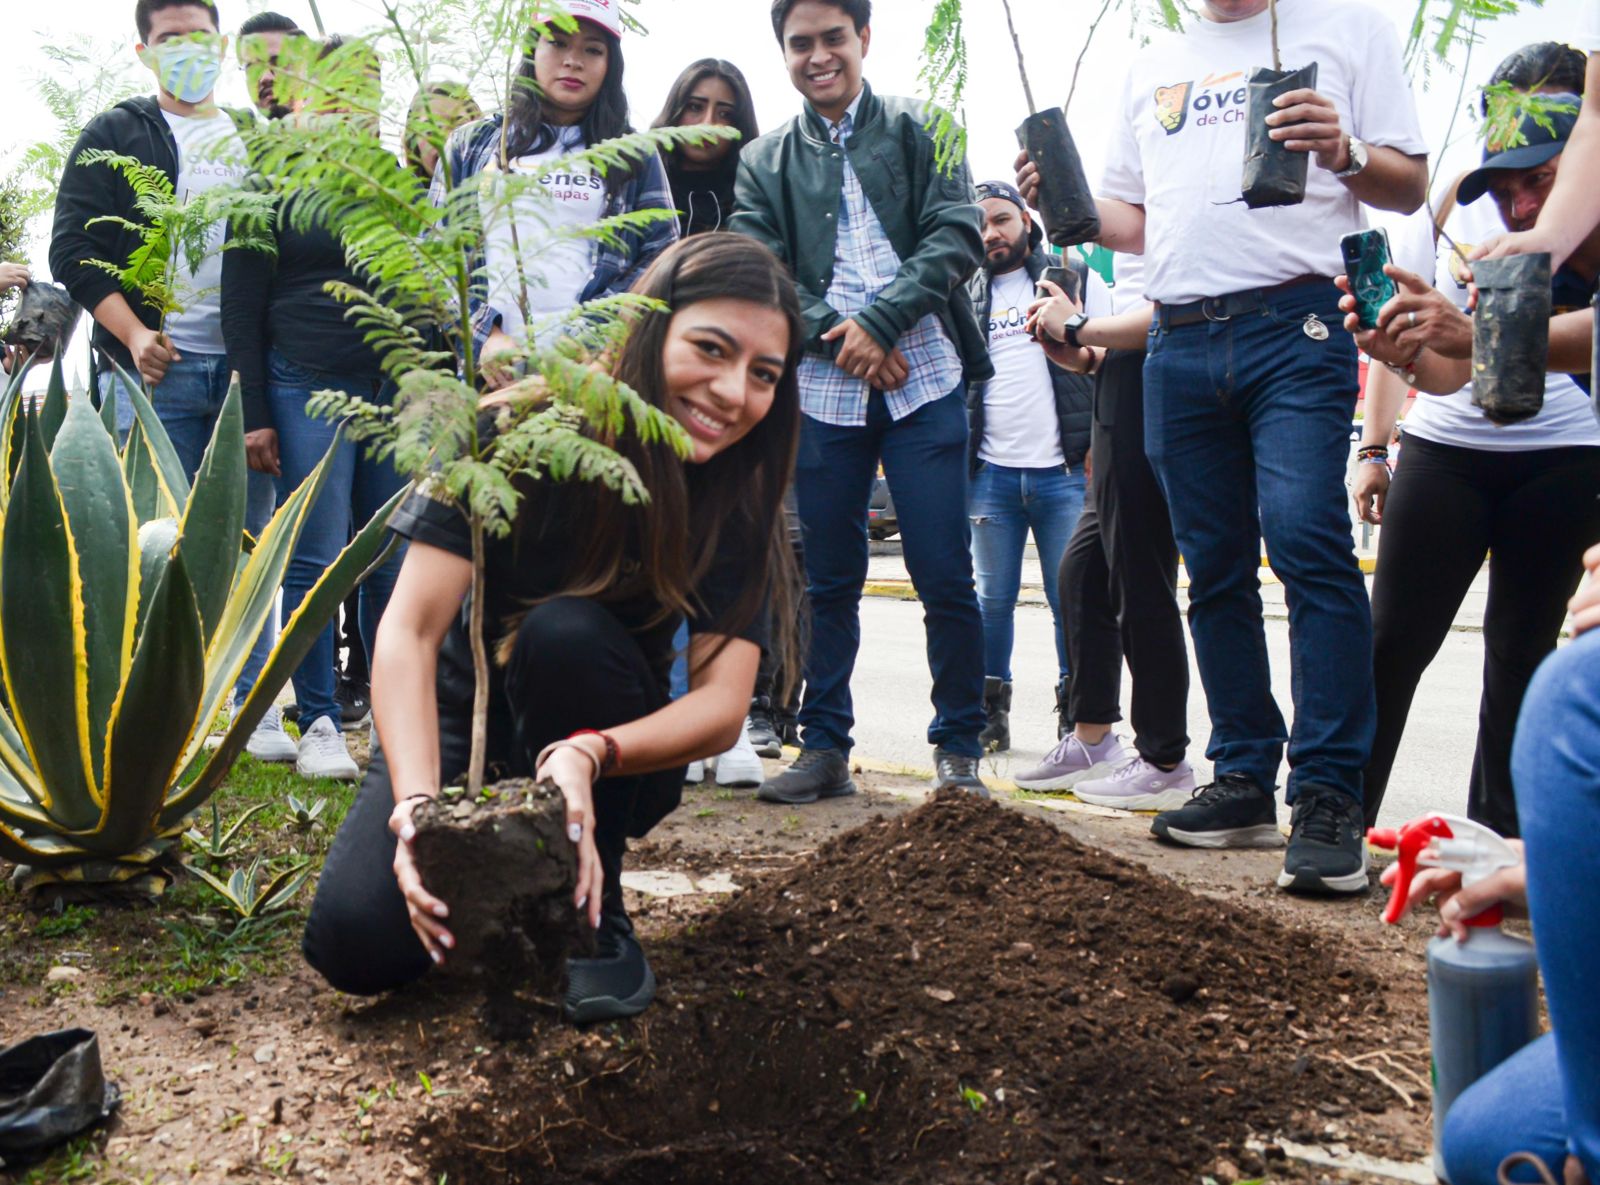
1016, 108, 1101, 247
1471, 253, 1551, 426
1, 281, 81, 356
1242, 61, 1318, 210
0, 1028, 121, 1167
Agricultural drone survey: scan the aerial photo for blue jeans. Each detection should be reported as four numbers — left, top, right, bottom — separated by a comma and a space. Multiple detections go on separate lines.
794, 389, 985, 757
268, 349, 408, 731
1442, 629, 1600, 1183
1143, 283, 1374, 803
969, 462, 1084, 680
101, 355, 276, 705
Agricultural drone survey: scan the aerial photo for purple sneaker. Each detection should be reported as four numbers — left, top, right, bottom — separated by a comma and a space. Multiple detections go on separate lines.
1073, 756, 1197, 811
1013, 733, 1129, 791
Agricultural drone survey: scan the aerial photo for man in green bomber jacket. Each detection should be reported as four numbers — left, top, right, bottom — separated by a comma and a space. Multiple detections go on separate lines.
732, 0, 994, 805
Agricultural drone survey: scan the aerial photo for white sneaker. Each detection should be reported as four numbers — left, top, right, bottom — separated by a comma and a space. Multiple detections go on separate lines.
1074, 756, 1197, 811
713, 727, 765, 788
295, 716, 359, 781
684, 760, 706, 784
246, 705, 298, 763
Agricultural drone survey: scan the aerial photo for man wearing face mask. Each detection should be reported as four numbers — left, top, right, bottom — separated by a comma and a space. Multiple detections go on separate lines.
49, 0, 292, 765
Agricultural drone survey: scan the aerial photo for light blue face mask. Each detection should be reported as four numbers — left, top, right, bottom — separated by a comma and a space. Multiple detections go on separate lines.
146, 40, 224, 103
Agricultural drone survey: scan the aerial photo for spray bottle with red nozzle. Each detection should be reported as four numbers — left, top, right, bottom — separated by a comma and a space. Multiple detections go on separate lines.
1368, 814, 1539, 1184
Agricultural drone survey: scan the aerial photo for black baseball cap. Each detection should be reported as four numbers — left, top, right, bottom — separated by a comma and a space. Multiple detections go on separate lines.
1458, 96, 1579, 204
975, 179, 1043, 248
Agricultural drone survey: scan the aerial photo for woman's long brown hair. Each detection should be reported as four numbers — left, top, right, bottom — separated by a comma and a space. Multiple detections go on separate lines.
504, 232, 804, 692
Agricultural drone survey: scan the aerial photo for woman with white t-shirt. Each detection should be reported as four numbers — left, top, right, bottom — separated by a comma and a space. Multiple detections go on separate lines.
431, 0, 677, 391
1349, 53, 1600, 839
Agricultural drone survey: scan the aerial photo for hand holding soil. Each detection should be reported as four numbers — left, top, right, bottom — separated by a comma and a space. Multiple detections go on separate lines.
1266, 87, 1347, 171
535, 744, 605, 931
391, 795, 454, 963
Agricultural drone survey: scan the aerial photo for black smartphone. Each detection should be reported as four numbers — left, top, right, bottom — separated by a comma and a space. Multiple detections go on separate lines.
1340, 227, 1396, 330
1038, 265, 1081, 303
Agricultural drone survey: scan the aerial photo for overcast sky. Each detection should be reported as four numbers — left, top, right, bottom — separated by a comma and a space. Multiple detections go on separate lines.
0, 0, 1584, 378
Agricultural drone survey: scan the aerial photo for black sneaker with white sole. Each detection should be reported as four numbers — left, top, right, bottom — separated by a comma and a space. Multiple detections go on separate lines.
1150, 773, 1283, 849
1278, 783, 1370, 894
563, 909, 656, 1025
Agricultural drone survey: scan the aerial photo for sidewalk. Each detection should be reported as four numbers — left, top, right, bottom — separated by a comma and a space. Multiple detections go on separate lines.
865, 538, 1493, 632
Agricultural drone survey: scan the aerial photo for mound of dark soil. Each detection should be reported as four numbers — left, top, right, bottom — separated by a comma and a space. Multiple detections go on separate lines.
410, 779, 592, 1033
427, 791, 1401, 1184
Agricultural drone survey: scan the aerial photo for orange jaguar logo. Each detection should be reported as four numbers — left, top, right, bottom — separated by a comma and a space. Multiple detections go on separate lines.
1154, 82, 1191, 134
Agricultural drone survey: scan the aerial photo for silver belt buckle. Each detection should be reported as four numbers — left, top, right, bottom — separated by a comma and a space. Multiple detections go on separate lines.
1201, 297, 1231, 322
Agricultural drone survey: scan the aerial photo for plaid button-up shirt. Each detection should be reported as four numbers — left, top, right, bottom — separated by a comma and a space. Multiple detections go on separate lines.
798, 100, 964, 427
431, 115, 679, 359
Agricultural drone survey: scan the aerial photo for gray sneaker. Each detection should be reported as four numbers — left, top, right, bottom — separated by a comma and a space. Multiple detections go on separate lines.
757, 748, 856, 805
932, 749, 990, 798
1014, 732, 1129, 791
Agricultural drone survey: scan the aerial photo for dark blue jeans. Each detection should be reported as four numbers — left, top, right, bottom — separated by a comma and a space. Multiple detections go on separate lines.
268, 349, 408, 731
795, 389, 985, 757
1143, 283, 1374, 803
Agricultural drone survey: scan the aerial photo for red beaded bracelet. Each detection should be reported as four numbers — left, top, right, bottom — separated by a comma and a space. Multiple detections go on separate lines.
569, 729, 620, 775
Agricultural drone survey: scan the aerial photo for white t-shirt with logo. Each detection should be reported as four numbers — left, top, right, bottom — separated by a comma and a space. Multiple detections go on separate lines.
1388, 184, 1600, 452
161, 110, 248, 356
979, 265, 1113, 468
481, 129, 603, 341
1100, 0, 1428, 305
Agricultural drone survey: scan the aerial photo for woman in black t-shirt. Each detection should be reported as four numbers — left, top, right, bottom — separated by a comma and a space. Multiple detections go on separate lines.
303, 233, 802, 1023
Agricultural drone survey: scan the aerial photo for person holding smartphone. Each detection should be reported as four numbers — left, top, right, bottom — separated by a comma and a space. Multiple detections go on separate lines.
1338, 97, 1600, 838
1020, 0, 1429, 895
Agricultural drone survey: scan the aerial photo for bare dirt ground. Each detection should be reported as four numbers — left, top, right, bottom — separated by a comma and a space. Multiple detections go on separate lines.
1, 761, 1445, 1185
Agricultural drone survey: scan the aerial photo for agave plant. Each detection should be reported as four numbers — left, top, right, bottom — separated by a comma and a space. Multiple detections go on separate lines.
188, 856, 312, 921
0, 356, 404, 892
185, 799, 273, 862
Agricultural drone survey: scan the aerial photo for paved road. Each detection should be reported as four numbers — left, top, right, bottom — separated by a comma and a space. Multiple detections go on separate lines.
845, 594, 1485, 829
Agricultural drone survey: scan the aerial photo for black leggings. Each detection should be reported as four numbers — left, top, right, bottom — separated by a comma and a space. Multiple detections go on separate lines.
1365, 434, 1600, 834
302, 598, 680, 996
1059, 349, 1191, 766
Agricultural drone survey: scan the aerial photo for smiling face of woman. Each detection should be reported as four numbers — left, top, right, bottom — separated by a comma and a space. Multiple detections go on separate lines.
533, 23, 610, 124
660, 298, 790, 464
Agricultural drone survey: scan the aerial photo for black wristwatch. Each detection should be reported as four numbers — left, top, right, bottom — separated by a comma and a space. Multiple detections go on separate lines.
1063, 313, 1090, 350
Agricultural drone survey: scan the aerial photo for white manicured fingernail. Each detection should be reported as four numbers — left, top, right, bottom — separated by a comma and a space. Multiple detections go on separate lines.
429, 949, 442, 964
441, 933, 454, 949
577, 894, 587, 910
432, 903, 448, 918
567, 823, 582, 843
400, 824, 415, 842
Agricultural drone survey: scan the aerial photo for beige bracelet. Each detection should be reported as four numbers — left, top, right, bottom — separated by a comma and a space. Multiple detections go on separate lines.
535, 739, 602, 780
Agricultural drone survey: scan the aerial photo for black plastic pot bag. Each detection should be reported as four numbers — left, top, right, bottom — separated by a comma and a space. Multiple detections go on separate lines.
0, 1029, 121, 1167
1016, 108, 1101, 247
1471, 253, 1551, 425
1242, 61, 1318, 209
1, 282, 82, 354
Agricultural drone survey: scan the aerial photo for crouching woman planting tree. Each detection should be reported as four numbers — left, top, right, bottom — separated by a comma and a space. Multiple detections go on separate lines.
302, 234, 801, 1022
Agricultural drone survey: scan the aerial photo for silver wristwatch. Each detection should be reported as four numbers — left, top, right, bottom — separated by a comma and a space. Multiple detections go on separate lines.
1333, 136, 1369, 179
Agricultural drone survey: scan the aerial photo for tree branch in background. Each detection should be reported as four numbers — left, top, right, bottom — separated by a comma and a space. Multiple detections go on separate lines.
1065, 0, 1116, 116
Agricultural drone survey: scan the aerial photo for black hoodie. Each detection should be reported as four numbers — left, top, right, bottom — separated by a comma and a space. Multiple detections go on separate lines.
49, 95, 251, 374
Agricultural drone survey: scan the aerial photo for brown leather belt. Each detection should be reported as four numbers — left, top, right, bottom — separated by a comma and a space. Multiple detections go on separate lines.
1154, 275, 1333, 329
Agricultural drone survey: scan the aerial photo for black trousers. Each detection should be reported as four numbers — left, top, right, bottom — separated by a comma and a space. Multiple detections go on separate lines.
302, 598, 680, 996
1059, 349, 1191, 767
1365, 434, 1600, 835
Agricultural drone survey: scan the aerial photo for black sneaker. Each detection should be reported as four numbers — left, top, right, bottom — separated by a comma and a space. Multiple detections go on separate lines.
1278, 783, 1370, 894
757, 748, 856, 805
336, 678, 372, 728
979, 678, 1011, 753
932, 748, 990, 798
1150, 773, 1283, 849
563, 909, 655, 1025
746, 698, 782, 759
